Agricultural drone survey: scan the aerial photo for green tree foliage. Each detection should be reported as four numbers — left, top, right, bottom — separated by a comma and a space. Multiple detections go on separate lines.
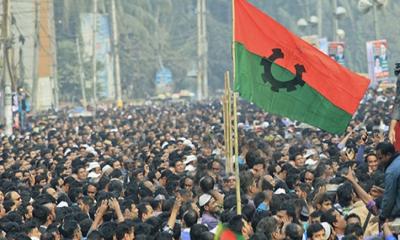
55, 0, 400, 102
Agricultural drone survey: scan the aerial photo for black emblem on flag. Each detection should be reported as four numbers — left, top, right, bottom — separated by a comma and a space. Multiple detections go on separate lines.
261, 48, 306, 92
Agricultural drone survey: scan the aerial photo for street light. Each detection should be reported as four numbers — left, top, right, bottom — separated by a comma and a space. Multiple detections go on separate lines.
333, 4, 347, 41
297, 18, 308, 36
297, 18, 308, 28
357, 0, 388, 39
309, 16, 319, 26
336, 29, 346, 40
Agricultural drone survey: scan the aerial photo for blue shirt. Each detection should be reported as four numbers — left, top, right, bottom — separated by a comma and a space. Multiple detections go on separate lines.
381, 154, 400, 220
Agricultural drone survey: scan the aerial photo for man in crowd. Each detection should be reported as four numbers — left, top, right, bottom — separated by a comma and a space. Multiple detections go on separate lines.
0, 88, 397, 240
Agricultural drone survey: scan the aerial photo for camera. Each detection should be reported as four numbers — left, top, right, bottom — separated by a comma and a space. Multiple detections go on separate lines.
395, 63, 400, 76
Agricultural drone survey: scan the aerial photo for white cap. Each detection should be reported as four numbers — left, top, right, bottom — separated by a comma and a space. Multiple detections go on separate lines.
87, 162, 101, 172
199, 193, 212, 207
304, 149, 316, 159
183, 139, 192, 146
88, 171, 101, 179
321, 222, 332, 240
102, 165, 113, 175
57, 201, 69, 208
274, 188, 286, 195
185, 165, 196, 172
184, 155, 197, 165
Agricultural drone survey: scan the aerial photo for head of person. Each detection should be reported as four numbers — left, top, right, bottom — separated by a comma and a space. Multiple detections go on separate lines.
5, 191, 22, 210
115, 221, 135, 240
315, 193, 332, 212
295, 183, 311, 200
303, 170, 315, 186
190, 224, 209, 240
173, 160, 185, 174
293, 153, 305, 168
276, 204, 297, 225
344, 224, 363, 240
375, 142, 396, 167
309, 211, 323, 224
199, 194, 219, 215
285, 223, 304, 240
228, 215, 254, 240
321, 208, 346, 234
336, 182, 354, 208
137, 202, 154, 222
182, 209, 198, 228
365, 153, 378, 173
345, 213, 361, 226
240, 171, 260, 197
256, 217, 285, 240
60, 220, 82, 240
307, 223, 325, 240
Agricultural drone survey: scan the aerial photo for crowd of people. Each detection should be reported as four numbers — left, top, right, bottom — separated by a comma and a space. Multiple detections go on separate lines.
0, 86, 398, 240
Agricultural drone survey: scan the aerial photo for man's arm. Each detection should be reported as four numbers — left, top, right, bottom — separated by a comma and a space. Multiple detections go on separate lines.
381, 172, 397, 220
389, 77, 400, 143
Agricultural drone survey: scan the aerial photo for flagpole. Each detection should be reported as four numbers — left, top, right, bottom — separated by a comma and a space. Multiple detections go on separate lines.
232, 0, 236, 87
231, 0, 242, 216
224, 71, 232, 173
223, 72, 231, 174
233, 92, 241, 215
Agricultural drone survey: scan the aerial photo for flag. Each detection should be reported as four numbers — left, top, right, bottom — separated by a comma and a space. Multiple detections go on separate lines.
214, 223, 245, 240
234, 0, 370, 134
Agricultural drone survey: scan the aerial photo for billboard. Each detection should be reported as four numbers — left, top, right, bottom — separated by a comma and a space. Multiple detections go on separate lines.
367, 39, 389, 85
155, 67, 173, 94
81, 14, 115, 99
328, 42, 345, 66
301, 35, 328, 55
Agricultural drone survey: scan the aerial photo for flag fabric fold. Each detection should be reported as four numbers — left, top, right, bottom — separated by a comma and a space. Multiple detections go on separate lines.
234, 0, 370, 134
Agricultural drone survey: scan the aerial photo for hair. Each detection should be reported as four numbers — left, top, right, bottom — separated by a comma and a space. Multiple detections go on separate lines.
376, 142, 395, 156
336, 182, 353, 207
32, 204, 50, 225
60, 220, 79, 239
99, 221, 118, 240
307, 223, 324, 239
344, 224, 364, 237
183, 209, 198, 228
256, 217, 279, 240
321, 208, 337, 228
228, 215, 244, 235
285, 223, 304, 240
190, 224, 209, 240
345, 213, 361, 224
240, 171, 255, 194
87, 230, 103, 240
137, 202, 150, 220
296, 183, 311, 194
116, 222, 133, 240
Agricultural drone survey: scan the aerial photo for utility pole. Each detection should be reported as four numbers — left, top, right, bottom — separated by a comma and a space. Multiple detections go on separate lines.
196, 0, 203, 100
111, 0, 122, 107
76, 37, 88, 108
317, 0, 322, 38
372, 3, 380, 40
2, 0, 13, 135
92, 0, 98, 107
332, 0, 338, 41
49, 0, 59, 109
201, 0, 208, 99
32, 0, 40, 112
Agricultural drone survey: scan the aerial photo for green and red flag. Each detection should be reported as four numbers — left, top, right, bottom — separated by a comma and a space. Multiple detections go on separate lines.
214, 223, 245, 240
234, 0, 370, 134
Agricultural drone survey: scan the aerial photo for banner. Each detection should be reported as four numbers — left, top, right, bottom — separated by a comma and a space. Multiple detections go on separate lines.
81, 14, 115, 99
301, 35, 328, 55
155, 67, 173, 95
328, 42, 345, 66
366, 39, 389, 85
